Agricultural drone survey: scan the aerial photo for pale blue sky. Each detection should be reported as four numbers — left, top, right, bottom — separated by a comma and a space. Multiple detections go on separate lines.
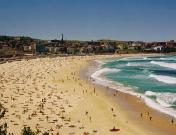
0, 0, 176, 41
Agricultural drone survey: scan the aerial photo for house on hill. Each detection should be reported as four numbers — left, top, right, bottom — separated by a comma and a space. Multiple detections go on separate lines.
0, 45, 16, 57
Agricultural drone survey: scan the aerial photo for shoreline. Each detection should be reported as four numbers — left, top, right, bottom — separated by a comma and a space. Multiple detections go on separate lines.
90, 58, 176, 118
80, 54, 176, 135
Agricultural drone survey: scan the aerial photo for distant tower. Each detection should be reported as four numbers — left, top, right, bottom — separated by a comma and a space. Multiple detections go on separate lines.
61, 33, 64, 45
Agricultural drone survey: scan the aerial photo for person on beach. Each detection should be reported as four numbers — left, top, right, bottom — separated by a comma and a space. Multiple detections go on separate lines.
111, 108, 114, 112
171, 118, 174, 124
140, 113, 143, 118
110, 126, 120, 132
93, 87, 96, 94
89, 116, 92, 122
149, 116, 152, 121
85, 111, 88, 115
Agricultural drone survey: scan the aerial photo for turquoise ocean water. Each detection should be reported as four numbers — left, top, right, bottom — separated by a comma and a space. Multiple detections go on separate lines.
93, 55, 176, 117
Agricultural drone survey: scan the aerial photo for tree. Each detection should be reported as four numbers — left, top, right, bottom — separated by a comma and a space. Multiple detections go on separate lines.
21, 127, 35, 135
21, 126, 50, 135
0, 104, 7, 135
0, 36, 12, 42
43, 132, 49, 135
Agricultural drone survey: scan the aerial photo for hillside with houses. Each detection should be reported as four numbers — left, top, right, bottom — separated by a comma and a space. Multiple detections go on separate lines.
0, 35, 176, 58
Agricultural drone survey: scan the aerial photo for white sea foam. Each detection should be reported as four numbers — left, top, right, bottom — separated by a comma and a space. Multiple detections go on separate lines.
91, 68, 120, 85
145, 91, 157, 96
91, 68, 120, 78
149, 74, 176, 84
145, 91, 176, 108
94, 60, 105, 65
151, 61, 176, 69
160, 57, 176, 60
143, 57, 148, 60
156, 98, 172, 108
126, 62, 141, 66
144, 96, 176, 118
118, 57, 141, 61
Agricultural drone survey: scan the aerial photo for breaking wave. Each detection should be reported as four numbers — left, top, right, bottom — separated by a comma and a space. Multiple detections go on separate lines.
151, 61, 176, 69
149, 74, 176, 84
145, 91, 176, 108
91, 68, 120, 84
126, 62, 142, 67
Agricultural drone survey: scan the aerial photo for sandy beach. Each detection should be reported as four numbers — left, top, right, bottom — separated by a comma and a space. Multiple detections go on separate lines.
0, 54, 176, 135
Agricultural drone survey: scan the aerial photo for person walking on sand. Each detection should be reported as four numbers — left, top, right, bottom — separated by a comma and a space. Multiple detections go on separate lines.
111, 108, 114, 112
171, 118, 174, 124
89, 116, 92, 122
149, 116, 152, 121
141, 113, 143, 118
85, 111, 88, 115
